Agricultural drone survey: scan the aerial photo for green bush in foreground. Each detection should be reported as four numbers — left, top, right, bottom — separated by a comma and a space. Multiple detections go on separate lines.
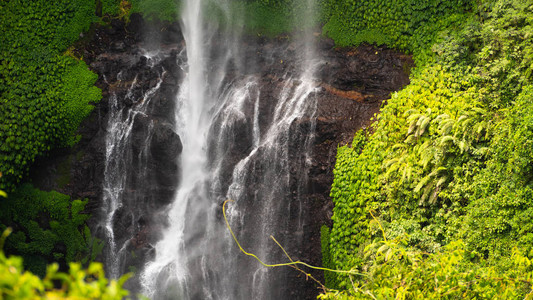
0, 229, 130, 300
319, 237, 533, 299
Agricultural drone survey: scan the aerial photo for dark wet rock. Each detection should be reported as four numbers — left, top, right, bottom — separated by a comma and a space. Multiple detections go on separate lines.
151, 123, 182, 160
126, 14, 145, 36
150, 122, 182, 188
112, 41, 125, 51
318, 37, 335, 50
318, 44, 413, 99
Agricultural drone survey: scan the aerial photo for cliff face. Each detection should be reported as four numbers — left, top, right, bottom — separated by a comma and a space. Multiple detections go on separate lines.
29, 15, 411, 298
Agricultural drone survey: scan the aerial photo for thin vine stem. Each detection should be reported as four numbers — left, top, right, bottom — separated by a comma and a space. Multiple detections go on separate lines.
222, 200, 365, 276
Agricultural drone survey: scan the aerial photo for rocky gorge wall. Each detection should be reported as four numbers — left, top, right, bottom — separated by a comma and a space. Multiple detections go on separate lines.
28, 15, 412, 298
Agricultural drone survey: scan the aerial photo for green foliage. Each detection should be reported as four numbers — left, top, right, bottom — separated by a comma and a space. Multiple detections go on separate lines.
319, 238, 533, 299
434, 0, 533, 108
60, 62, 102, 145
325, 0, 533, 297
322, 0, 474, 62
239, 1, 293, 35
0, 229, 131, 300
0, 184, 98, 277
0, 174, 6, 198
130, 0, 181, 21
462, 85, 533, 260
327, 66, 484, 288
321, 225, 338, 288
0, 0, 102, 191
0, 1, 97, 54
101, 0, 122, 16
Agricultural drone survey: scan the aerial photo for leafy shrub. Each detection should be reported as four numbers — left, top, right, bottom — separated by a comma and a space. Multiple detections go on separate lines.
101, 0, 121, 16
462, 85, 533, 260
0, 184, 100, 277
321, 225, 338, 288
0, 229, 130, 300
319, 237, 533, 299
0, 0, 101, 191
321, 0, 474, 62
130, 0, 181, 21
328, 65, 483, 287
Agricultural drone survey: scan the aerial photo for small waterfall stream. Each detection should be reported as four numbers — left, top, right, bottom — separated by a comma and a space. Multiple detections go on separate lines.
102, 66, 165, 279
101, 0, 322, 298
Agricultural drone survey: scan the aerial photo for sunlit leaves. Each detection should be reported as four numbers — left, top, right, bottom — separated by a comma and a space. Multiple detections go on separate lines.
0, 246, 131, 299
320, 238, 533, 299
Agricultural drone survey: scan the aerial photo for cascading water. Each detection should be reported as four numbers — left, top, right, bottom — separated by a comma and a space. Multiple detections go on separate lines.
102, 67, 165, 279
140, 1, 213, 297
102, 0, 322, 298
99, 45, 186, 284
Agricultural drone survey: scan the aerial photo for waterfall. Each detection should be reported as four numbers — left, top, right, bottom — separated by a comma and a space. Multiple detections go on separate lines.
102, 0, 321, 298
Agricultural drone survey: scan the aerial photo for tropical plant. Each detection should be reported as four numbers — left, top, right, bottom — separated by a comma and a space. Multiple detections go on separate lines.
0, 229, 131, 300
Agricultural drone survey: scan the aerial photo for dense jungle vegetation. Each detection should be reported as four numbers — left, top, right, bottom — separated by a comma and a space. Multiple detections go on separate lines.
321, 0, 533, 298
1, 0, 533, 298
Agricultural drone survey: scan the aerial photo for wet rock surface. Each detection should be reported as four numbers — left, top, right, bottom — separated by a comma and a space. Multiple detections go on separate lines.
29, 15, 187, 288
29, 14, 412, 299
293, 44, 411, 299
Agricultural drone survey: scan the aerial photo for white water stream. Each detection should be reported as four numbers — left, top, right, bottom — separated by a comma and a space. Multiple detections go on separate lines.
103, 0, 320, 298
